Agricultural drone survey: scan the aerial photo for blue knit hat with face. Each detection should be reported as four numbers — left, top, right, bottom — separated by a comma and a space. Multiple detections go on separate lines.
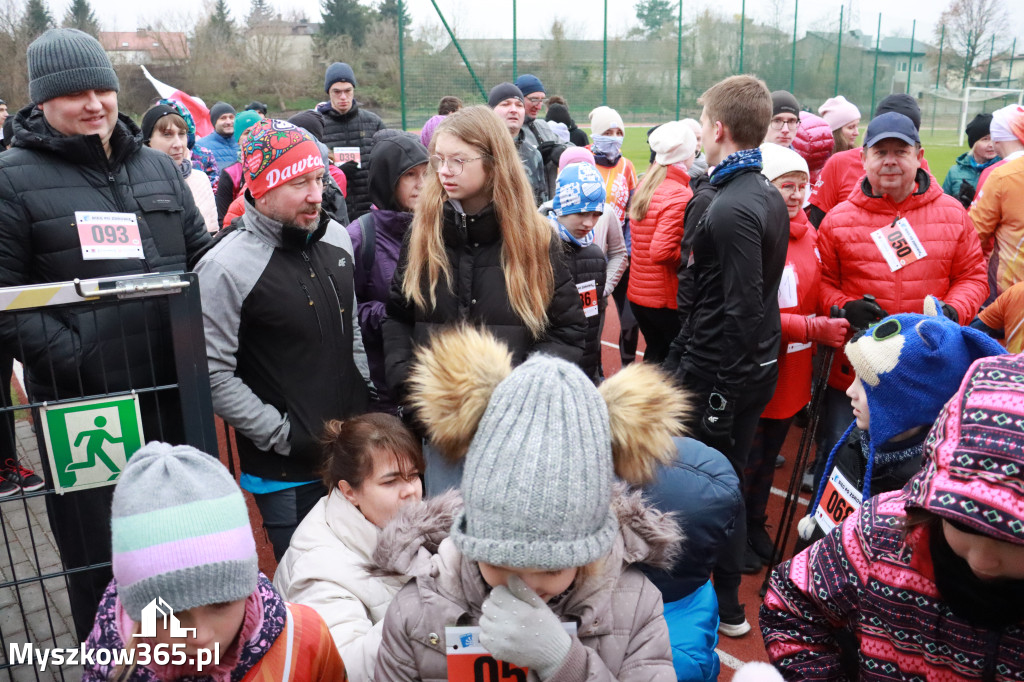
553, 162, 606, 217
845, 297, 1007, 449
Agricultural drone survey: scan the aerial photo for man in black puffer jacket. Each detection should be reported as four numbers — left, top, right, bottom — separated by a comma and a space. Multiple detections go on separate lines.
0, 29, 210, 639
318, 62, 386, 220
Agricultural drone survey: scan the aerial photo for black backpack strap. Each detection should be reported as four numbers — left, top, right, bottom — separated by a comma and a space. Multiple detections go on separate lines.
354, 212, 376, 299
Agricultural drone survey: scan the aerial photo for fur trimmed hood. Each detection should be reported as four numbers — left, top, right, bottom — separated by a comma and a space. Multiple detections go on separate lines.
371, 487, 682, 580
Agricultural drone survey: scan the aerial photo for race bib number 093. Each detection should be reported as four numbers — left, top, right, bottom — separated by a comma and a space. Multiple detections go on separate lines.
76, 212, 144, 260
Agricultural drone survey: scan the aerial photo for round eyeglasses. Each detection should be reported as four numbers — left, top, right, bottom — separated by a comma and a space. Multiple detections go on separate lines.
428, 154, 488, 176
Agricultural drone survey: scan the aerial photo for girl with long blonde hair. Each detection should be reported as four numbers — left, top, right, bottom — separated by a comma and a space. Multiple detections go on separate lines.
383, 105, 586, 493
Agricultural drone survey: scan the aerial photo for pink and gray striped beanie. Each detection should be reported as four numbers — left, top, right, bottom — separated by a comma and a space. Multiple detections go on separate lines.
111, 442, 258, 621
905, 353, 1024, 545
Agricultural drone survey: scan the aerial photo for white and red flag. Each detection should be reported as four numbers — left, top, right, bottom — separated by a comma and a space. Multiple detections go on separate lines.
140, 65, 213, 137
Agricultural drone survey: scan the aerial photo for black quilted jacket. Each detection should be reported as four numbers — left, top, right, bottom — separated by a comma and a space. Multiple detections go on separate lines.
319, 102, 386, 220
0, 105, 211, 399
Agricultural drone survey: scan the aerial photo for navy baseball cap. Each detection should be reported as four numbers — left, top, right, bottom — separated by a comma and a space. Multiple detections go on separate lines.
864, 111, 920, 148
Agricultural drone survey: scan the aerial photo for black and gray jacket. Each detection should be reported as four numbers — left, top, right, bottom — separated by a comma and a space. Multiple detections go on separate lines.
319, 102, 386, 220
514, 130, 548, 207
194, 201, 371, 481
522, 117, 567, 199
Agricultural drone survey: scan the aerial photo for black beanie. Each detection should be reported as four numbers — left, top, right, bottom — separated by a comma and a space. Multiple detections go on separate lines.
875, 94, 921, 131
488, 82, 524, 109
545, 103, 573, 127
141, 104, 179, 144
966, 113, 993, 148
287, 109, 325, 143
771, 90, 800, 116
209, 101, 235, 126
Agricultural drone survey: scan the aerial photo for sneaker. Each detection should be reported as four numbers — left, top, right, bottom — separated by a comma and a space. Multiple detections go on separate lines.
0, 475, 18, 498
775, 454, 786, 468
718, 606, 752, 638
748, 524, 775, 562
3, 460, 44, 492
741, 545, 765, 574
801, 470, 815, 493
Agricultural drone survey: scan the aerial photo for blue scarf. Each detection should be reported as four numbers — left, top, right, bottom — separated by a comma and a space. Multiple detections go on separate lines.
709, 148, 762, 186
548, 213, 594, 247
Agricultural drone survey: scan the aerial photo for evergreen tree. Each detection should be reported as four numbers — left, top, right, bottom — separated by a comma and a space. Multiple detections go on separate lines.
378, 0, 411, 31
22, 0, 55, 41
320, 0, 369, 45
634, 0, 676, 39
247, 0, 274, 28
61, 0, 100, 37
209, 0, 235, 39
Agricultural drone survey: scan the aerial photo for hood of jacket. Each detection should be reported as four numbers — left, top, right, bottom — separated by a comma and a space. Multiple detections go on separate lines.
11, 103, 142, 169
904, 353, 1024, 545
851, 167, 942, 214
368, 134, 429, 211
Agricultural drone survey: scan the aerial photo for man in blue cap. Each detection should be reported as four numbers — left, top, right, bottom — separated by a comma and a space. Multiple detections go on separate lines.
815, 110, 988, 492
515, 74, 567, 197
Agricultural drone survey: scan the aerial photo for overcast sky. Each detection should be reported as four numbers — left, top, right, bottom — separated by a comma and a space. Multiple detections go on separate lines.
87, 0, 1024, 52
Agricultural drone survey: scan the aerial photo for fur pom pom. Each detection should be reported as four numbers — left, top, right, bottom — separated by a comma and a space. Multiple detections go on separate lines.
599, 363, 689, 484
733, 662, 784, 682
406, 326, 513, 462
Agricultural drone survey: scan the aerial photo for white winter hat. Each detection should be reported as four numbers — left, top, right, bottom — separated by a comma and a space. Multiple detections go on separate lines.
649, 121, 697, 166
759, 142, 809, 182
589, 106, 625, 137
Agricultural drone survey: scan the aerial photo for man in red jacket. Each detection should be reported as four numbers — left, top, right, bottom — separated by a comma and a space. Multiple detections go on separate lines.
814, 112, 988, 479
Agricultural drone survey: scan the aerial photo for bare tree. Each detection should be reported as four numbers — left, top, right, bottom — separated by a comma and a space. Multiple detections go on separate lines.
934, 0, 1009, 88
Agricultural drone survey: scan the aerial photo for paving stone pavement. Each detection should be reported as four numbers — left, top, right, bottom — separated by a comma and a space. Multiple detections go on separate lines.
1, 419, 83, 681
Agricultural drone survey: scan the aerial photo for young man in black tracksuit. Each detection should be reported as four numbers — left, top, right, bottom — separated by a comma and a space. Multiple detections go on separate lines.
667, 75, 789, 637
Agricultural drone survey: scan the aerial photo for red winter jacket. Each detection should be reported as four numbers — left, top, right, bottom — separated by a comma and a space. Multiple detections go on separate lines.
763, 210, 820, 420
818, 170, 988, 390
791, 112, 835, 185
627, 165, 692, 310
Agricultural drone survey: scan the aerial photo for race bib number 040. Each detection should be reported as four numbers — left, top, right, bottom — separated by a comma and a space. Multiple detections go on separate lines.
446, 623, 577, 682
76, 212, 144, 260
870, 218, 926, 273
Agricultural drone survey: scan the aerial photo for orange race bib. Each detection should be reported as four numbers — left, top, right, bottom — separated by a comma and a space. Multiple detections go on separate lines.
814, 466, 862, 534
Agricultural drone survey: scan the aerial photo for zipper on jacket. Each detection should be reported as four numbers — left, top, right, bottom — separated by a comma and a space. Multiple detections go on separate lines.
326, 272, 346, 338
301, 250, 316, 278
300, 283, 324, 342
108, 170, 152, 271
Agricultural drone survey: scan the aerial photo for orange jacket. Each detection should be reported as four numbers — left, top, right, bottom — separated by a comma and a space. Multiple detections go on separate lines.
818, 171, 988, 390
968, 155, 1024, 295
626, 166, 692, 309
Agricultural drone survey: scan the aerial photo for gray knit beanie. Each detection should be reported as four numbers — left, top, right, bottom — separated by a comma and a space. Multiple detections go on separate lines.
450, 354, 619, 570
111, 442, 258, 621
27, 28, 119, 104
209, 101, 236, 126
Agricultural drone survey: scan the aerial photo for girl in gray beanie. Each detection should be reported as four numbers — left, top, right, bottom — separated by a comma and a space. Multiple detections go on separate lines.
375, 326, 688, 680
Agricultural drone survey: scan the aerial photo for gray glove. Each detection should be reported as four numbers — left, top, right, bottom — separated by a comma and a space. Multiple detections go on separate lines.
479, 575, 572, 680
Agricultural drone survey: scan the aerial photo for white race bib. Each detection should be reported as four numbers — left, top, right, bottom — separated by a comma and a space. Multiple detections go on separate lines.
870, 218, 927, 273
777, 264, 799, 309
75, 212, 144, 260
333, 146, 361, 168
814, 466, 862, 534
576, 280, 599, 318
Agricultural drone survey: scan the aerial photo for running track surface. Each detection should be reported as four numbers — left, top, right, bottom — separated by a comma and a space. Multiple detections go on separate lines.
216, 297, 810, 679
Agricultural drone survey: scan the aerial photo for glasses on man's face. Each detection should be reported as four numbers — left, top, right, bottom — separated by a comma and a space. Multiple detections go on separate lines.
770, 117, 801, 131
428, 154, 487, 176
774, 181, 808, 194
525, 96, 546, 106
